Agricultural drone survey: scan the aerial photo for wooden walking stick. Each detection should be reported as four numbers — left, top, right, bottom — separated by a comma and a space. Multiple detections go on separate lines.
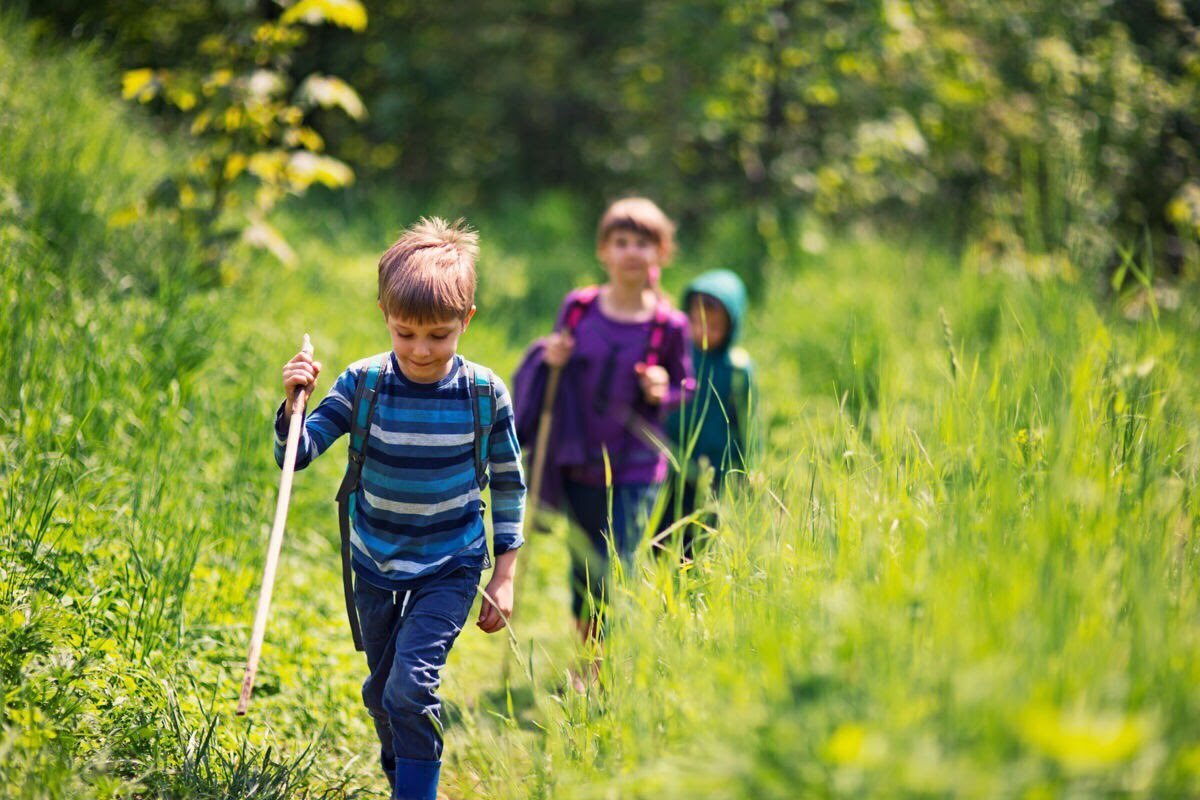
526, 364, 563, 530
237, 334, 313, 716
499, 361, 564, 683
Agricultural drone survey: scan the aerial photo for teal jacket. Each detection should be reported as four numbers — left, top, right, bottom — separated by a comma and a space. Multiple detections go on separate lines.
666, 270, 754, 486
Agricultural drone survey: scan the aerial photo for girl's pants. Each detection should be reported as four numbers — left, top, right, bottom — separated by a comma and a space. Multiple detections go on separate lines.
562, 479, 658, 619
355, 567, 480, 800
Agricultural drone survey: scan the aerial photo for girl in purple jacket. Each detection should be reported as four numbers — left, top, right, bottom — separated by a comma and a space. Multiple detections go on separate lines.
535, 198, 693, 669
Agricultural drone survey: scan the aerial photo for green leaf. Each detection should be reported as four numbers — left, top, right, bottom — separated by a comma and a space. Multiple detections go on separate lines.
295, 74, 367, 120
121, 69, 158, 102
280, 0, 368, 32
286, 151, 354, 189
242, 218, 297, 266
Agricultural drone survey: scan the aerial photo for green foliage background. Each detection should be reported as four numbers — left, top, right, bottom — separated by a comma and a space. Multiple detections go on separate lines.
2, 3, 1200, 799
28, 0, 1200, 284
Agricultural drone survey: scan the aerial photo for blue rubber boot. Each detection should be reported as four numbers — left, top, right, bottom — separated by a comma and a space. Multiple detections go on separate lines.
392, 757, 440, 800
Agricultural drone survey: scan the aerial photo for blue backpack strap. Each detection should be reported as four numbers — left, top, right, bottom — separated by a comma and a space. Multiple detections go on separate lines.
337, 356, 386, 508
334, 355, 386, 652
466, 361, 495, 491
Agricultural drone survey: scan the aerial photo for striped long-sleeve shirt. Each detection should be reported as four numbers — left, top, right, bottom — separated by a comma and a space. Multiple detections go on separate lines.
274, 352, 525, 590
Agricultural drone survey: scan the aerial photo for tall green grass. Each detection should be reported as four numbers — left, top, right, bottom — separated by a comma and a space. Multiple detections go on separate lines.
0, 16, 353, 797
4, 11, 1200, 799
252, 197, 1199, 798
443, 242, 1200, 798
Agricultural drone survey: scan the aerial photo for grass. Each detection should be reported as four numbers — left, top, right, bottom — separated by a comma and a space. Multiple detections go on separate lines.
197, 200, 1200, 798
495, 249, 1200, 798
436, 236, 1198, 799
3, 12, 1200, 799
0, 14, 351, 797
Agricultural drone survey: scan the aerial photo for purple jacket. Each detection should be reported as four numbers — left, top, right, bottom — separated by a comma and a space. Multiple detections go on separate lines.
513, 288, 693, 507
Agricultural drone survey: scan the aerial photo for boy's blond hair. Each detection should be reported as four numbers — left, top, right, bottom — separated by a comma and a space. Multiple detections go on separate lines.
378, 217, 478, 323
597, 197, 676, 265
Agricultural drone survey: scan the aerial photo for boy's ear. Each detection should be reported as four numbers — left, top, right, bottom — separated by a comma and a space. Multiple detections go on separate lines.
462, 305, 477, 330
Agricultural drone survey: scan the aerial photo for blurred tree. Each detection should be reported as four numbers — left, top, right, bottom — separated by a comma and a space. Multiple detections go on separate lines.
120, 0, 367, 271
24, 0, 1200, 281
31, 0, 368, 272
604, 0, 1199, 281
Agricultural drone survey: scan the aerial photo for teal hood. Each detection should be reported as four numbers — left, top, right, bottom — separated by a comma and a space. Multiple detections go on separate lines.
682, 269, 748, 349
668, 269, 754, 482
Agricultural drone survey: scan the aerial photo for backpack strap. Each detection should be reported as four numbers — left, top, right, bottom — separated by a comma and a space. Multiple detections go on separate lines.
334, 355, 386, 652
565, 286, 670, 368
561, 285, 600, 334
644, 301, 672, 367
466, 361, 495, 491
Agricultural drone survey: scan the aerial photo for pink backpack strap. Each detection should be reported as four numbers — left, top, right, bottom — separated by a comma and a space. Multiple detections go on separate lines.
562, 288, 672, 368
562, 285, 600, 333
644, 301, 671, 367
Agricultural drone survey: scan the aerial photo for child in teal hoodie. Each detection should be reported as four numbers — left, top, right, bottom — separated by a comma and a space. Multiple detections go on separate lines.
660, 269, 755, 556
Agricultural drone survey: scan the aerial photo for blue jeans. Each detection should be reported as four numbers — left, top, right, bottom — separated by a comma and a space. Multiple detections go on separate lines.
563, 480, 658, 619
355, 567, 480, 797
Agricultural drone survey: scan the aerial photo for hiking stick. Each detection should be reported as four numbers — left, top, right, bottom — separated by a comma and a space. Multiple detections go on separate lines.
526, 364, 563, 527
501, 362, 563, 683
236, 334, 313, 716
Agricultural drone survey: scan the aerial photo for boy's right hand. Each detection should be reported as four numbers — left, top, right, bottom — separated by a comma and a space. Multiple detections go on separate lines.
543, 331, 575, 368
282, 350, 322, 400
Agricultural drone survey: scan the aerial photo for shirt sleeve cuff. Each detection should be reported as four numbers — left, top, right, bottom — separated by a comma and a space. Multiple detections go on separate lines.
493, 533, 525, 555
274, 401, 291, 440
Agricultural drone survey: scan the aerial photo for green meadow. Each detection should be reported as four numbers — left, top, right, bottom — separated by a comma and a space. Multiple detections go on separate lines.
3, 14, 1200, 800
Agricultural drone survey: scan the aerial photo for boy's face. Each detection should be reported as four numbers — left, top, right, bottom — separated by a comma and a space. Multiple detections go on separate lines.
688, 294, 731, 351
382, 306, 475, 383
598, 229, 661, 289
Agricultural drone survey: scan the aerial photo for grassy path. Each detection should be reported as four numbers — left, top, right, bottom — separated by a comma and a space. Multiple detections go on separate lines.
5, 17, 1200, 796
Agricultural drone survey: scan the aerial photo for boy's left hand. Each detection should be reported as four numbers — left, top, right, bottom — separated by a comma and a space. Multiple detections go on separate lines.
635, 362, 669, 405
477, 575, 513, 633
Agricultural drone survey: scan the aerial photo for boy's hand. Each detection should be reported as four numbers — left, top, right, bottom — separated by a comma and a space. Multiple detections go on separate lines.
543, 331, 575, 368
282, 348, 321, 400
477, 574, 513, 633
635, 362, 669, 405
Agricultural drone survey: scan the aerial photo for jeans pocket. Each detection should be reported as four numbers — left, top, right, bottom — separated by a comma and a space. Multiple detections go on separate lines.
445, 569, 482, 627
454, 569, 482, 623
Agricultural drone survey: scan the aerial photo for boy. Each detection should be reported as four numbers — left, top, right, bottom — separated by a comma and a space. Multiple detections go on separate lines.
660, 269, 754, 557
277, 217, 524, 800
